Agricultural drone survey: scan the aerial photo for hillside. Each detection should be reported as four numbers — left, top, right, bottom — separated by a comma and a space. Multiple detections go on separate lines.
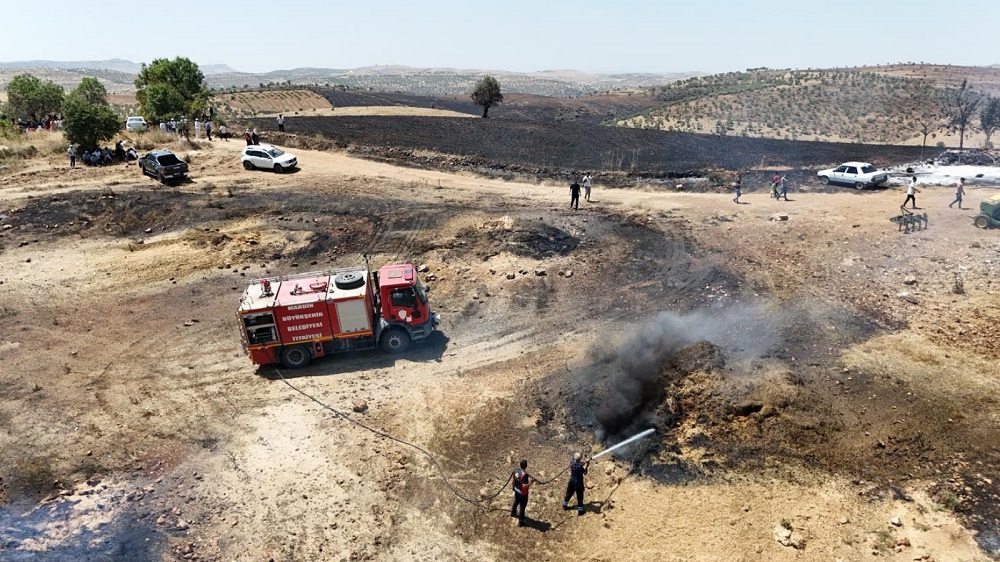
614, 64, 1000, 146
0, 60, 690, 97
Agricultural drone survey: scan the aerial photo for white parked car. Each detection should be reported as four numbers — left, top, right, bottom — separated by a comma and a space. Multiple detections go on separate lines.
817, 161, 888, 189
125, 116, 147, 132
241, 144, 298, 173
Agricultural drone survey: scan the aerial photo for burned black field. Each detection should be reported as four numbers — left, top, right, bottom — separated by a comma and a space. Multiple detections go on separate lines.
281, 115, 929, 178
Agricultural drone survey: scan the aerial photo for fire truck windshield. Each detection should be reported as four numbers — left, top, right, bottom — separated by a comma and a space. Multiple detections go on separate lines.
414, 276, 428, 305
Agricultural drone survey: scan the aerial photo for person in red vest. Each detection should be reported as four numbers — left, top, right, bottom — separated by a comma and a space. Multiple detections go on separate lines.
510, 459, 533, 527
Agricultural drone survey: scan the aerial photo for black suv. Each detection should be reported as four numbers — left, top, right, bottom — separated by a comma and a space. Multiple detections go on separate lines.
139, 150, 189, 185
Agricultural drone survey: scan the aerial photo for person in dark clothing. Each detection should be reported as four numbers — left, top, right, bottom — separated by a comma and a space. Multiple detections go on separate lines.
510, 459, 533, 527
114, 141, 125, 162
563, 452, 589, 515
251, 129, 260, 145
570, 180, 581, 210
244, 129, 253, 146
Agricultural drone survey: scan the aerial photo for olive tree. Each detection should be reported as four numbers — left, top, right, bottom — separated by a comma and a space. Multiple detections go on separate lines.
62, 78, 121, 150
979, 97, 1000, 148
471, 75, 503, 118
134, 57, 209, 124
942, 79, 982, 149
5, 73, 64, 123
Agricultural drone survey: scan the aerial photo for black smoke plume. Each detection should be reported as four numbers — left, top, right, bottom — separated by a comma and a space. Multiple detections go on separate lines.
595, 306, 777, 435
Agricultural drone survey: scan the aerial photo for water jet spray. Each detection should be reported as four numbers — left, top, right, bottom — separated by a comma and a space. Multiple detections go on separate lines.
590, 428, 656, 460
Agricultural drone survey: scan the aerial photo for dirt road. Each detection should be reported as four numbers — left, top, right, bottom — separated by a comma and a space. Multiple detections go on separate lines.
2, 138, 999, 561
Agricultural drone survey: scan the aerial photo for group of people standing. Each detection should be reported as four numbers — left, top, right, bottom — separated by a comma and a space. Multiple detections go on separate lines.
510, 453, 590, 527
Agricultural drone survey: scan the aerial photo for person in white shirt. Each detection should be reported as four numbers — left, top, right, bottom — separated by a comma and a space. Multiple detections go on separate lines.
949, 177, 965, 209
277, 114, 285, 132
582, 174, 592, 202
903, 176, 920, 209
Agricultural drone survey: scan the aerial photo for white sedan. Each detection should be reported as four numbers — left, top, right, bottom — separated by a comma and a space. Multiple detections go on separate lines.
817, 161, 888, 189
241, 144, 298, 173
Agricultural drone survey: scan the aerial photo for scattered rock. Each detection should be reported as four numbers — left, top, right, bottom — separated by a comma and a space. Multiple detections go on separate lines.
534, 269, 547, 276
352, 399, 368, 413
176, 519, 189, 530
770, 213, 789, 222
506, 272, 516, 280
897, 292, 919, 305
772, 525, 805, 549
890, 516, 903, 527
417, 264, 430, 273
564, 270, 573, 278
903, 275, 918, 285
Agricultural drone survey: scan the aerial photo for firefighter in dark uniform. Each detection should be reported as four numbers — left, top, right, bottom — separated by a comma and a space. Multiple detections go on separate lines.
510, 459, 533, 526
563, 452, 589, 515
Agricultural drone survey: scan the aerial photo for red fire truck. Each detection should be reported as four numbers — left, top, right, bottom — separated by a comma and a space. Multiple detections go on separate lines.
237, 263, 439, 368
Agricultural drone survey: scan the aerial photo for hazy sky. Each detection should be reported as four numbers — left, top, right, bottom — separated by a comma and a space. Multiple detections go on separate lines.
3, 0, 998, 74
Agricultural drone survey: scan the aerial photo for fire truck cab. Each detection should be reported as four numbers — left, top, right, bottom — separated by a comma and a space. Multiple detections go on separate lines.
238, 263, 438, 368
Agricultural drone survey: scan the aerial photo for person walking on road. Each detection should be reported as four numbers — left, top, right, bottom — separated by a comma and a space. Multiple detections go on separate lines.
277, 114, 285, 132
219, 124, 228, 141
570, 180, 581, 210
770, 172, 780, 199
67, 145, 76, 168
949, 177, 965, 209
582, 173, 592, 202
733, 173, 742, 203
205, 120, 212, 141
904, 176, 920, 209
563, 452, 590, 515
778, 175, 789, 201
510, 460, 533, 527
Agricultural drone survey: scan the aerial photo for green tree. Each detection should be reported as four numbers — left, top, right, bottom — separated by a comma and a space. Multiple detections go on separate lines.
134, 57, 209, 124
5, 73, 64, 122
62, 78, 121, 150
979, 97, 1000, 147
471, 75, 503, 118
942, 79, 982, 149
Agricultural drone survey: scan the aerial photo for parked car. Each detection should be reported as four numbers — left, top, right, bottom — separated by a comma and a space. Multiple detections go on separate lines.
241, 144, 298, 173
138, 150, 189, 185
817, 162, 888, 189
125, 116, 148, 132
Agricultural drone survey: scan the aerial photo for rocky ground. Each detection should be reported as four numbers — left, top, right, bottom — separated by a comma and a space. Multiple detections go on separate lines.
1, 134, 1000, 561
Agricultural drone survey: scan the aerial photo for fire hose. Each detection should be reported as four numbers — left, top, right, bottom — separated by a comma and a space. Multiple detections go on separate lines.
274, 368, 656, 506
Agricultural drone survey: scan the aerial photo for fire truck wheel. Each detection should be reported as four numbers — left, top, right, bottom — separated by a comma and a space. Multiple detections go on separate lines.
334, 272, 365, 290
280, 345, 312, 368
380, 328, 412, 354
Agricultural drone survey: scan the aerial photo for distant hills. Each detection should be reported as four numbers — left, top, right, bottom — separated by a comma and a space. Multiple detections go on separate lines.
0, 58, 237, 74
0, 59, 695, 97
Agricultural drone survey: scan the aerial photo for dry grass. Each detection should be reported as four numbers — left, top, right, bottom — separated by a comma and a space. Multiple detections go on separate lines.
0, 130, 67, 160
